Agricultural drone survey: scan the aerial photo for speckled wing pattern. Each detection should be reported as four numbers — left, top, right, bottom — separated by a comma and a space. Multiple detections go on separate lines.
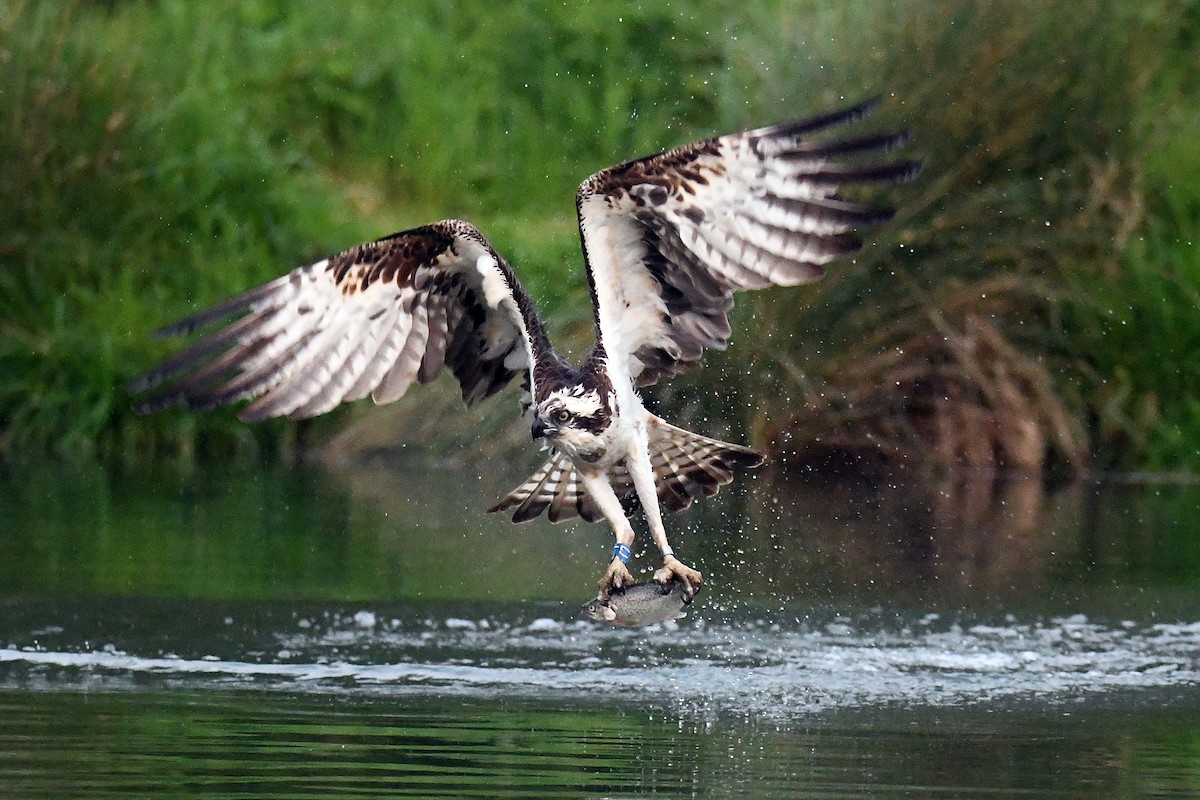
488, 415, 763, 523
131, 100, 914, 529
489, 450, 610, 523
575, 97, 920, 388
130, 220, 542, 421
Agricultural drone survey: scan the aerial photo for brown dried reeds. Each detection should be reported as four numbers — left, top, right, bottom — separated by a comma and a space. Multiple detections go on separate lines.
772, 298, 1087, 474
709, 0, 1154, 477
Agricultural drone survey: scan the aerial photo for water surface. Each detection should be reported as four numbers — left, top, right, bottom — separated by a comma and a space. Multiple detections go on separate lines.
2, 460, 1198, 797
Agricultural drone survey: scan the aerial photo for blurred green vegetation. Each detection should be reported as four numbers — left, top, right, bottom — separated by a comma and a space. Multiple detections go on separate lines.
661, 0, 1200, 476
1, 0, 1198, 472
4, 457, 1199, 604
0, 459, 599, 601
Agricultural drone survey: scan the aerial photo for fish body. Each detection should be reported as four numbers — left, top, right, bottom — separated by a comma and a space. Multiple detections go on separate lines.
582, 578, 695, 627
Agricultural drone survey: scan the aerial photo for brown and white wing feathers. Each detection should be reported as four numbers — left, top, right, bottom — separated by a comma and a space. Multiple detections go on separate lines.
130, 220, 548, 421
576, 98, 919, 388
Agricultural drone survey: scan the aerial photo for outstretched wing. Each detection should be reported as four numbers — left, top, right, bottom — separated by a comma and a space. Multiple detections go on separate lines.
130, 219, 549, 421
576, 97, 920, 388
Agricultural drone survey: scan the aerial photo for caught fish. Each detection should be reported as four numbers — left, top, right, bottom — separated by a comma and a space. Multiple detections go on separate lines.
582, 578, 696, 627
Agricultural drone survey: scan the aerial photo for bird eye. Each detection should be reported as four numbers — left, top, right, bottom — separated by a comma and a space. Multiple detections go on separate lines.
556, 409, 571, 423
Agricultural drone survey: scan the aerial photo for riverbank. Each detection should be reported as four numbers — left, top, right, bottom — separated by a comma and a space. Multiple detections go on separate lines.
2, 1, 1197, 473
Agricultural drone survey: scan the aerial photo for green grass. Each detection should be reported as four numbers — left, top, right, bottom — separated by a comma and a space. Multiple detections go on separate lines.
0, 2, 372, 460
661, 0, 1200, 474
1073, 160, 1200, 469
1073, 2, 1200, 470
0, 0, 734, 462
2, 0, 1199, 472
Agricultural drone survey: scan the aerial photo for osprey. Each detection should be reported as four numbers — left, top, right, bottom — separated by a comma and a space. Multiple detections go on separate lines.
131, 98, 918, 599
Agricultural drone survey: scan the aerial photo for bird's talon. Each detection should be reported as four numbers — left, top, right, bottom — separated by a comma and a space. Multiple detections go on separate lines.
653, 555, 703, 600
598, 557, 634, 601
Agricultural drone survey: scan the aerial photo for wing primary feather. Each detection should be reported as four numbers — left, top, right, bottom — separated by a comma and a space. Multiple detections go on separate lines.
232, 306, 362, 420
135, 304, 322, 414
674, 217, 776, 289
780, 130, 912, 161
756, 194, 897, 231
132, 332, 269, 414
226, 328, 333, 419
418, 291, 450, 384
710, 223, 831, 286
343, 303, 407, 402
285, 318, 366, 419
188, 327, 321, 414
751, 96, 882, 141
335, 301, 400, 402
791, 158, 923, 184
150, 275, 293, 338
372, 297, 429, 404
129, 311, 263, 395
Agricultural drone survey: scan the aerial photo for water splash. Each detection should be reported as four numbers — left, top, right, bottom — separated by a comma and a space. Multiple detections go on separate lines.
3, 607, 1197, 717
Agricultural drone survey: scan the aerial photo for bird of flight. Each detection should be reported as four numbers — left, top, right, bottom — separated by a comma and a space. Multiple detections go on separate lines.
131, 98, 918, 600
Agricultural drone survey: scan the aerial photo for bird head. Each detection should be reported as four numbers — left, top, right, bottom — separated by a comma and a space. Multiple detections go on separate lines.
531, 385, 612, 460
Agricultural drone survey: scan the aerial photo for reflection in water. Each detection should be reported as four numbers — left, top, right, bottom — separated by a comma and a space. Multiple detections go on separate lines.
0, 692, 680, 799
736, 467, 1199, 615
0, 689, 1196, 800
747, 468, 1061, 603
0, 461, 394, 600
2, 458, 1198, 611
2, 459, 1197, 616
2, 460, 1199, 798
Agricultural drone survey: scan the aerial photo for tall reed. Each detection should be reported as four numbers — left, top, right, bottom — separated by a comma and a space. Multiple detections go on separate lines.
659, 0, 1192, 474
2, 0, 1197, 472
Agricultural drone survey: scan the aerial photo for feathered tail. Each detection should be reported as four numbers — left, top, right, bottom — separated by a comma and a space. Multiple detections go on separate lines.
488, 416, 764, 523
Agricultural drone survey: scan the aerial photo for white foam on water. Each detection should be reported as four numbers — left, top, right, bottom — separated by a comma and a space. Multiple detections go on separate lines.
3, 613, 1197, 715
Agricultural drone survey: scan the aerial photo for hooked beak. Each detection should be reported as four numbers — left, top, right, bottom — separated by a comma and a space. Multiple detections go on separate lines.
531, 416, 557, 440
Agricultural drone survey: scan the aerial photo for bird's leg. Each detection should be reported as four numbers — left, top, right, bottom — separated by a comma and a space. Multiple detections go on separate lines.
625, 430, 703, 598
579, 471, 635, 600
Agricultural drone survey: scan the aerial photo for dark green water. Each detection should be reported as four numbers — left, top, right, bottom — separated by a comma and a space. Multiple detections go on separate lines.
2, 691, 1197, 799
2, 460, 1198, 798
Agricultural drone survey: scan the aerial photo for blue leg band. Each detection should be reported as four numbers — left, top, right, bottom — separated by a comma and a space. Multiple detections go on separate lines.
612, 542, 632, 564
